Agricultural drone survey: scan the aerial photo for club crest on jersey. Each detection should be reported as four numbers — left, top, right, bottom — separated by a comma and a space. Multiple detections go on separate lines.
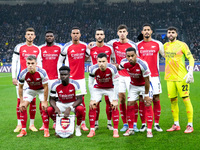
36, 78, 40, 81
81, 49, 85, 51
60, 118, 70, 129
54, 50, 58, 52
105, 51, 109, 53
33, 50, 38, 53
151, 46, 156, 48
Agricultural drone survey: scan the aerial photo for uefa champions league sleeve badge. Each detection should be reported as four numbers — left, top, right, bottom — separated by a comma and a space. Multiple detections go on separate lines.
55, 114, 75, 138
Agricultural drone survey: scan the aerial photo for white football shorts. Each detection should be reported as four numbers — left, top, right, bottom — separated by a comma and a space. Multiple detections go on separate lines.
90, 88, 118, 103
23, 89, 45, 102
151, 76, 162, 95
127, 83, 153, 101
118, 75, 130, 93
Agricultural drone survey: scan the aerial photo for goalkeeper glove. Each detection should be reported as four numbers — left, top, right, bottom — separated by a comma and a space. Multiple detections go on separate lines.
183, 66, 194, 83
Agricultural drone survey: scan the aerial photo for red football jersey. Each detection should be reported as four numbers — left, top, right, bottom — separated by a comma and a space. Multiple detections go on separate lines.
12, 42, 41, 79
50, 79, 81, 103
86, 43, 114, 65
19, 67, 49, 90
61, 41, 88, 80
137, 39, 164, 77
108, 39, 138, 76
40, 43, 62, 80
119, 58, 151, 86
89, 63, 117, 89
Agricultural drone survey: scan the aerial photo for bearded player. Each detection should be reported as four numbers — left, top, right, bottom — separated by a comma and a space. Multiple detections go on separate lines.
39, 30, 62, 130
86, 28, 115, 130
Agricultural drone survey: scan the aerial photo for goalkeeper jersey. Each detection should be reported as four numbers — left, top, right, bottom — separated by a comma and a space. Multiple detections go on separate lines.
164, 40, 194, 81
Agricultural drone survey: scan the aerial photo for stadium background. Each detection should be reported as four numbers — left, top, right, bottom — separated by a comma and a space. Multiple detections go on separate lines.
0, 1, 200, 150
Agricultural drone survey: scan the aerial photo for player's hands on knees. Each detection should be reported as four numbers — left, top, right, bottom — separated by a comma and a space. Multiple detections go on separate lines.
89, 100, 97, 110
144, 96, 152, 106
12, 78, 18, 86
19, 101, 27, 112
111, 100, 118, 110
55, 107, 61, 116
41, 101, 48, 111
64, 108, 70, 118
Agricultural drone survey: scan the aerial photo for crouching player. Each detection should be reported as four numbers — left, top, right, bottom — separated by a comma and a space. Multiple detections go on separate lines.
47, 66, 84, 136
117, 47, 154, 138
17, 55, 49, 137
87, 53, 119, 138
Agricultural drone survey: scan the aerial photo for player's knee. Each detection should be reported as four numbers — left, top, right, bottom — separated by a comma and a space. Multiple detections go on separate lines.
47, 106, 54, 115
170, 97, 178, 102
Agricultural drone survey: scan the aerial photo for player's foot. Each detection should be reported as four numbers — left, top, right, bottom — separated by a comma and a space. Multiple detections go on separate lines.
184, 125, 193, 133
17, 129, 27, 137
147, 131, 153, 138
29, 125, 38, 132
120, 124, 128, 132
39, 124, 45, 131
113, 130, 119, 138
44, 129, 50, 137
107, 124, 114, 130
166, 124, 180, 132
154, 125, 163, 132
81, 123, 89, 131
133, 124, 139, 132
123, 129, 134, 136
140, 124, 147, 132
53, 123, 56, 129
14, 125, 22, 132
95, 124, 99, 130
87, 130, 95, 138
75, 125, 82, 136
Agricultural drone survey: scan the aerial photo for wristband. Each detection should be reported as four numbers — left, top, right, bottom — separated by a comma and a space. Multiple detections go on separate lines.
144, 94, 149, 97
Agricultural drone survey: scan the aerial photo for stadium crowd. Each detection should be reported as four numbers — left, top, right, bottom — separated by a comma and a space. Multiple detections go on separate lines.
0, 1, 200, 63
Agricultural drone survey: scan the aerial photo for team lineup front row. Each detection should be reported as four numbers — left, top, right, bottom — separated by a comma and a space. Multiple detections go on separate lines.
12, 24, 195, 138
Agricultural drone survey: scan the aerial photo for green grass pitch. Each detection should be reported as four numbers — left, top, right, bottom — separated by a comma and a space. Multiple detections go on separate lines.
0, 72, 200, 150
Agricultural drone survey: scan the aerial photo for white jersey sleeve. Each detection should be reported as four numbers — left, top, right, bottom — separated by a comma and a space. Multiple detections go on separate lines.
57, 44, 69, 77
158, 41, 165, 58
137, 58, 151, 78
50, 80, 60, 97
37, 67, 49, 85
69, 79, 82, 96
12, 44, 21, 79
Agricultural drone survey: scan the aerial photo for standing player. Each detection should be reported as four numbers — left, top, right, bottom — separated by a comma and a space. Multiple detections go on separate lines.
86, 28, 114, 130
137, 23, 165, 132
107, 24, 139, 132
17, 55, 49, 137
87, 53, 119, 138
12, 27, 41, 132
118, 47, 154, 138
164, 27, 194, 133
39, 30, 62, 130
57, 27, 89, 131
47, 66, 85, 136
